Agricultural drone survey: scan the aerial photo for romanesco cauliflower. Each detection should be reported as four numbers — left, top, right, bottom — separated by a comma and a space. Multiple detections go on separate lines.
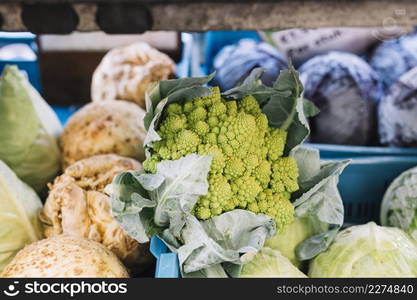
143, 87, 299, 231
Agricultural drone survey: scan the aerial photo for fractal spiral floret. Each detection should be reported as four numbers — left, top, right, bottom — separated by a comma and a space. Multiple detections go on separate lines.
143, 87, 299, 232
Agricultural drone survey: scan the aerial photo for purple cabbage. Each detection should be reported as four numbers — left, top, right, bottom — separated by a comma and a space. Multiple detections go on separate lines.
300, 51, 383, 145
379, 66, 417, 147
369, 34, 417, 90
213, 39, 288, 91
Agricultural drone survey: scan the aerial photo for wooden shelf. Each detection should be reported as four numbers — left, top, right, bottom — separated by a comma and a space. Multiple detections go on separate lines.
0, 0, 415, 33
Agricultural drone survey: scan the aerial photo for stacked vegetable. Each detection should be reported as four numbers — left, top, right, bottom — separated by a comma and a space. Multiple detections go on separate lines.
299, 33, 417, 147
0, 65, 141, 277
1, 44, 416, 278
215, 31, 417, 148
0, 42, 175, 277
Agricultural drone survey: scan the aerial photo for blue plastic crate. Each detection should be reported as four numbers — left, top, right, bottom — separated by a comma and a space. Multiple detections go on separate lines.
338, 156, 417, 223
1, 60, 41, 93
52, 105, 80, 125
202, 31, 260, 74
150, 237, 180, 278
0, 32, 41, 92
308, 143, 417, 158
176, 33, 193, 78
0, 32, 37, 51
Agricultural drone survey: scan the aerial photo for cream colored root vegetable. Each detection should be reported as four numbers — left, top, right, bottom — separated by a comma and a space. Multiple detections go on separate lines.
61, 100, 147, 168
40, 154, 151, 270
1, 235, 129, 278
91, 41, 175, 108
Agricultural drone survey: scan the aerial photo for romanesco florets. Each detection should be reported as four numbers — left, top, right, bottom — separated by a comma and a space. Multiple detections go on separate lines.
270, 157, 299, 194
256, 189, 294, 232
143, 87, 299, 231
195, 174, 233, 219
224, 157, 245, 180
197, 144, 226, 174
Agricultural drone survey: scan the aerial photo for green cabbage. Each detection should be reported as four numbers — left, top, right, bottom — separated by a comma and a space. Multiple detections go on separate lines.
381, 166, 417, 241
0, 65, 62, 192
309, 222, 417, 278
240, 247, 307, 278
0, 160, 43, 272
265, 217, 326, 268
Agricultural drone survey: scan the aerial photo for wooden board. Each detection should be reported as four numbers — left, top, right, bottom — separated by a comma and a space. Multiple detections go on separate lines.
0, 0, 415, 32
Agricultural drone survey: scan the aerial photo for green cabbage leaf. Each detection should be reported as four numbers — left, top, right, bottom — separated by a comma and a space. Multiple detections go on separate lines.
309, 222, 417, 277
0, 160, 43, 272
381, 166, 417, 241
240, 247, 307, 278
0, 65, 62, 192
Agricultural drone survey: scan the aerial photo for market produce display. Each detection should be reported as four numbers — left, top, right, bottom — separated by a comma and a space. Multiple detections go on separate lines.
213, 39, 288, 91
60, 100, 147, 168
309, 222, 417, 277
381, 166, 417, 241
369, 34, 417, 90
0, 65, 62, 192
299, 51, 382, 146
378, 66, 417, 147
0, 42, 168, 277
0, 160, 43, 273
2, 31, 417, 279
40, 154, 152, 271
91, 42, 176, 109
1, 235, 129, 278
108, 67, 349, 277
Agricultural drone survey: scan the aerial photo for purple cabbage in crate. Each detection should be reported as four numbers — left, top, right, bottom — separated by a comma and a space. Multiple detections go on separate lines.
379, 66, 417, 147
369, 34, 417, 90
300, 51, 383, 146
213, 39, 288, 91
